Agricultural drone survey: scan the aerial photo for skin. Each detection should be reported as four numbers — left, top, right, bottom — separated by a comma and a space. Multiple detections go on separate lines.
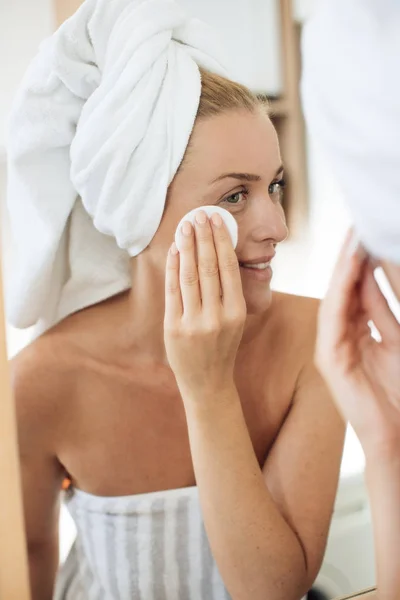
316, 235, 400, 600
12, 108, 344, 600
380, 261, 400, 301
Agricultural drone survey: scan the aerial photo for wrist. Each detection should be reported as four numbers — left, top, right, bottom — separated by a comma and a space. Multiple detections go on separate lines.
178, 379, 237, 403
363, 436, 400, 469
180, 381, 239, 414
365, 449, 400, 499
352, 413, 400, 463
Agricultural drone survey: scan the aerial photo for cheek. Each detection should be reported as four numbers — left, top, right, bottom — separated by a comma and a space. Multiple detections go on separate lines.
151, 193, 200, 250
152, 207, 175, 246
234, 219, 251, 253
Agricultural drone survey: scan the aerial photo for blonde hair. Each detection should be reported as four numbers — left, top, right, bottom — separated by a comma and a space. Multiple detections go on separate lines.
197, 68, 268, 119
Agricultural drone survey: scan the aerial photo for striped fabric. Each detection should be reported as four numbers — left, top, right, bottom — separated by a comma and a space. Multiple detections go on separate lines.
54, 486, 231, 600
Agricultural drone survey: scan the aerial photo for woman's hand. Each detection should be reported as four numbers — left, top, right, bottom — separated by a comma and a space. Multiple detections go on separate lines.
164, 210, 246, 401
316, 231, 400, 455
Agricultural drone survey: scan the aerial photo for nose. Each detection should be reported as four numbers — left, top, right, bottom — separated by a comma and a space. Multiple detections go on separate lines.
250, 196, 288, 245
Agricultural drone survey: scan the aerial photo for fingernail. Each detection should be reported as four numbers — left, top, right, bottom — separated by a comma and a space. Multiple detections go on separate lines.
170, 242, 178, 255
211, 213, 222, 228
181, 221, 192, 236
195, 210, 207, 225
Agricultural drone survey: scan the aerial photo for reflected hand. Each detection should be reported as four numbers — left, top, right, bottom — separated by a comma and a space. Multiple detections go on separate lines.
164, 211, 246, 400
316, 231, 400, 454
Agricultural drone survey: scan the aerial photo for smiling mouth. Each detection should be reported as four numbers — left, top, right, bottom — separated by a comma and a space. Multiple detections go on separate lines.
239, 261, 271, 270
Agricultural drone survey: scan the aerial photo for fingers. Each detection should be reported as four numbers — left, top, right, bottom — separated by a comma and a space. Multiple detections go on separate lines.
178, 221, 201, 317
317, 230, 369, 373
360, 263, 400, 347
210, 213, 244, 312
319, 230, 368, 339
194, 211, 222, 310
169, 211, 244, 322
164, 243, 182, 324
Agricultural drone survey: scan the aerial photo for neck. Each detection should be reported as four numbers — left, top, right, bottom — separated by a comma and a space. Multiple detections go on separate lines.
123, 253, 168, 363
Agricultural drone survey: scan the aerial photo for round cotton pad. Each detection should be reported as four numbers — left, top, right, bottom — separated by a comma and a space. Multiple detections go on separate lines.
175, 206, 238, 252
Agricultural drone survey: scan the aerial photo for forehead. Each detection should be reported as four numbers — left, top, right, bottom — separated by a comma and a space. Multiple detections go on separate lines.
185, 110, 281, 181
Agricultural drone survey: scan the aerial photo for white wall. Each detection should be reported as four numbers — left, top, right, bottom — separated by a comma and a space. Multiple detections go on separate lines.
293, 0, 318, 22
0, 0, 54, 155
180, 0, 282, 95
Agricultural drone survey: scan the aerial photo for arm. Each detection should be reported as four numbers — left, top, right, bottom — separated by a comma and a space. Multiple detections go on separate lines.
12, 347, 66, 600
315, 233, 400, 600
365, 445, 400, 600
164, 214, 345, 600
184, 361, 344, 600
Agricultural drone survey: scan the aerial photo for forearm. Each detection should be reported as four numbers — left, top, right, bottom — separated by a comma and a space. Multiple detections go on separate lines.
364, 443, 400, 600
183, 385, 308, 600
28, 540, 59, 600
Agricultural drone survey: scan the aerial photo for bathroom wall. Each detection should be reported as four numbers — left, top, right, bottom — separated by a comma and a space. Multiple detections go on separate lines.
0, 0, 55, 154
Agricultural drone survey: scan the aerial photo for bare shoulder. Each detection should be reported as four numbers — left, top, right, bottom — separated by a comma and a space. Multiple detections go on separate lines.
263, 292, 322, 378
10, 330, 78, 446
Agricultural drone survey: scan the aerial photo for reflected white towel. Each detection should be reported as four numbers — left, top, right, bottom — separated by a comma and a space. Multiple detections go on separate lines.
301, 0, 400, 264
6, 0, 228, 331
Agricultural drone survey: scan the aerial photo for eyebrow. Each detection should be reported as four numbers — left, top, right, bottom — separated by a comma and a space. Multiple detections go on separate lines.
211, 164, 284, 185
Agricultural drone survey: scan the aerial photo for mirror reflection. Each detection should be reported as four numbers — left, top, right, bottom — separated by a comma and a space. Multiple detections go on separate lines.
2, 1, 398, 600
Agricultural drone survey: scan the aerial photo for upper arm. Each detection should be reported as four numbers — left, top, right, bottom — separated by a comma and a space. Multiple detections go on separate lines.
12, 346, 66, 551
262, 346, 345, 585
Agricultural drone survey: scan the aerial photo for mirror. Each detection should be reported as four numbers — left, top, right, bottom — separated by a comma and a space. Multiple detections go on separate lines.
0, 1, 381, 599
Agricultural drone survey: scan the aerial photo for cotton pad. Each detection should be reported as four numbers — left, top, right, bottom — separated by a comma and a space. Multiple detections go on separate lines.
175, 206, 238, 252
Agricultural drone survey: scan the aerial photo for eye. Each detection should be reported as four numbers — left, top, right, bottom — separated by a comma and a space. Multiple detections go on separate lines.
222, 187, 249, 206
268, 178, 286, 203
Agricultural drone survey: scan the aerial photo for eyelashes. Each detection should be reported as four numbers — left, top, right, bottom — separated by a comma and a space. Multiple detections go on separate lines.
221, 178, 286, 207
222, 186, 250, 206
268, 178, 286, 203
270, 178, 286, 192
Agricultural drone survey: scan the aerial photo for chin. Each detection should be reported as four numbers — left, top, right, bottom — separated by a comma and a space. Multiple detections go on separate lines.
243, 286, 273, 315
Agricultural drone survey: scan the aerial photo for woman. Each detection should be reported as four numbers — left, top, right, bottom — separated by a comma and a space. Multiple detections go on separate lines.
9, 3, 344, 600
302, 1, 400, 599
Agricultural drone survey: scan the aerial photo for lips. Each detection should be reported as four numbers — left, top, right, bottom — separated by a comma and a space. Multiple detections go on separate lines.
238, 254, 275, 269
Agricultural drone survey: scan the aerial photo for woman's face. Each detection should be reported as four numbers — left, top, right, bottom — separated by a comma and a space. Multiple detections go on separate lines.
153, 108, 288, 314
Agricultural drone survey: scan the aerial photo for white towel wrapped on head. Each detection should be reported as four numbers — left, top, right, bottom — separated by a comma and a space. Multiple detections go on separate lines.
6, 0, 228, 332
301, 0, 400, 264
